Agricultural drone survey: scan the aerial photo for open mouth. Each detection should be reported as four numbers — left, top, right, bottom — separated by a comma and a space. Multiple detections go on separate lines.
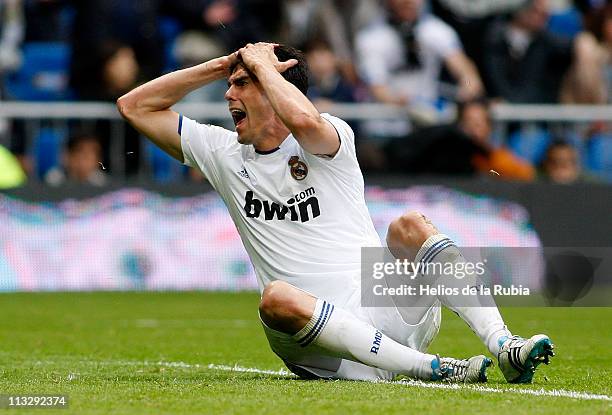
230, 109, 247, 127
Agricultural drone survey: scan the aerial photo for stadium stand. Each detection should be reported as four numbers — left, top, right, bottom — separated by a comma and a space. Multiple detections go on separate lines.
0, 0, 609, 184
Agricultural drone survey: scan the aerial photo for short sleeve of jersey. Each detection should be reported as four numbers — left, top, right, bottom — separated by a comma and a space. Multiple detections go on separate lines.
179, 114, 235, 190
301, 113, 359, 173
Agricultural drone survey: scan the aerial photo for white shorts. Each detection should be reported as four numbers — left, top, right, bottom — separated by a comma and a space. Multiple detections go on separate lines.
261, 287, 441, 381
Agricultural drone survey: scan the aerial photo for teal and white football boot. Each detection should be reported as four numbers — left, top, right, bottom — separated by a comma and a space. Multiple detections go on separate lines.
431, 354, 492, 383
498, 334, 555, 383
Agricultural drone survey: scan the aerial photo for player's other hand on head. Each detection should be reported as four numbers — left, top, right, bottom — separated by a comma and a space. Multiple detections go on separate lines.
218, 50, 240, 77
238, 42, 298, 74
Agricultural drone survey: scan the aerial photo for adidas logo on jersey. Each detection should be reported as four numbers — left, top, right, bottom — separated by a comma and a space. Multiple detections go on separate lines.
237, 168, 249, 179
243, 188, 320, 223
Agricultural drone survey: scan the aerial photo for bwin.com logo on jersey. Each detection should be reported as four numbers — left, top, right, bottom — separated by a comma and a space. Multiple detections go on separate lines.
243, 188, 320, 222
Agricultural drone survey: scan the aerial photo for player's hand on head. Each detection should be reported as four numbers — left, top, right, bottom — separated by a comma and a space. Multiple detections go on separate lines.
238, 42, 298, 74
275, 55, 299, 73
219, 50, 240, 76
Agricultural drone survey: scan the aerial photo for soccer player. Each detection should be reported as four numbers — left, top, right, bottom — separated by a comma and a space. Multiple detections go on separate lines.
117, 42, 554, 383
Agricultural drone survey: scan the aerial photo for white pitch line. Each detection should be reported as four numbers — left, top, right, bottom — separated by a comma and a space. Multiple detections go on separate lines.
206, 363, 294, 377
30, 359, 612, 402
205, 363, 611, 402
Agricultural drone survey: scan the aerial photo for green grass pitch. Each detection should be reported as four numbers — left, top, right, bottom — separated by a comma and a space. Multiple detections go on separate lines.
0, 292, 610, 414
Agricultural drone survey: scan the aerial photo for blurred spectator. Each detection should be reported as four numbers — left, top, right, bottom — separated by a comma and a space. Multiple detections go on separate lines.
69, 0, 244, 91
355, 0, 484, 105
560, 1, 612, 103
540, 139, 588, 183
379, 98, 535, 180
283, 0, 382, 83
431, 0, 526, 73
381, 122, 485, 175
305, 40, 357, 107
69, 0, 285, 92
0, 144, 26, 189
320, 0, 383, 83
69, 1, 163, 96
69, 38, 141, 176
45, 133, 107, 186
175, 31, 227, 103
75, 40, 140, 101
23, 0, 70, 41
175, 31, 225, 70
305, 40, 361, 137
355, 0, 484, 138
174, 0, 285, 98
0, 0, 23, 85
212, 0, 284, 51
461, 99, 536, 180
0, 0, 25, 174
482, 0, 593, 103
284, 0, 333, 46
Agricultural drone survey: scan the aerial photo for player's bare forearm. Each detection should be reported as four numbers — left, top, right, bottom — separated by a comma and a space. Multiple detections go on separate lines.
118, 55, 235, 114
116, 54, 237, 161
241, 43, 339, 156
253, 64, 321, 131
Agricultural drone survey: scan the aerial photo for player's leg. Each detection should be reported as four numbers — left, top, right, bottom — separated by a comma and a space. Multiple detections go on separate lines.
386, 211, 511, 354
386, 211, 554, 383
259, 280, 490, 382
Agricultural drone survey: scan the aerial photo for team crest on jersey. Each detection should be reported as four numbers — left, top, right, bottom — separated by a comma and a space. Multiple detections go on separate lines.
288, 156, 308, 181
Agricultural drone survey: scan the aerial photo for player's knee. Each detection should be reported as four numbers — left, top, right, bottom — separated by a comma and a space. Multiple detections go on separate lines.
399, 210, 429, 228
387, 211, 438, 254
259, 281, 302, 324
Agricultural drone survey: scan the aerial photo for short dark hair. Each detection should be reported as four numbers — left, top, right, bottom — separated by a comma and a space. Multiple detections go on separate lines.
231, 44, 309, 95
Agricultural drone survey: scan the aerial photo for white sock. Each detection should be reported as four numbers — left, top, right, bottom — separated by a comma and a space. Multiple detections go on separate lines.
293, 299, 436, 380
415, 234, 512, 355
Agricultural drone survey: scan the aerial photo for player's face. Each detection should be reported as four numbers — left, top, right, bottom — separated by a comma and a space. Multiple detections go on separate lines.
225, 66, 277, 145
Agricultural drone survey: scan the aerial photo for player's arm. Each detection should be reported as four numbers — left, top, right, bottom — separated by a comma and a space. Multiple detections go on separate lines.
117, 53, 238, 162
240, 43, 340, 157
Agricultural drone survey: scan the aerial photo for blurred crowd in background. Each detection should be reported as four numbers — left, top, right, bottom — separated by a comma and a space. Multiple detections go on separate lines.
0, 0, 611, 189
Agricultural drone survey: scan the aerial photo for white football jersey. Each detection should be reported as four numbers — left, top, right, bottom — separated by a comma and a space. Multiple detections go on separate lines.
180, 113, 382, 303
